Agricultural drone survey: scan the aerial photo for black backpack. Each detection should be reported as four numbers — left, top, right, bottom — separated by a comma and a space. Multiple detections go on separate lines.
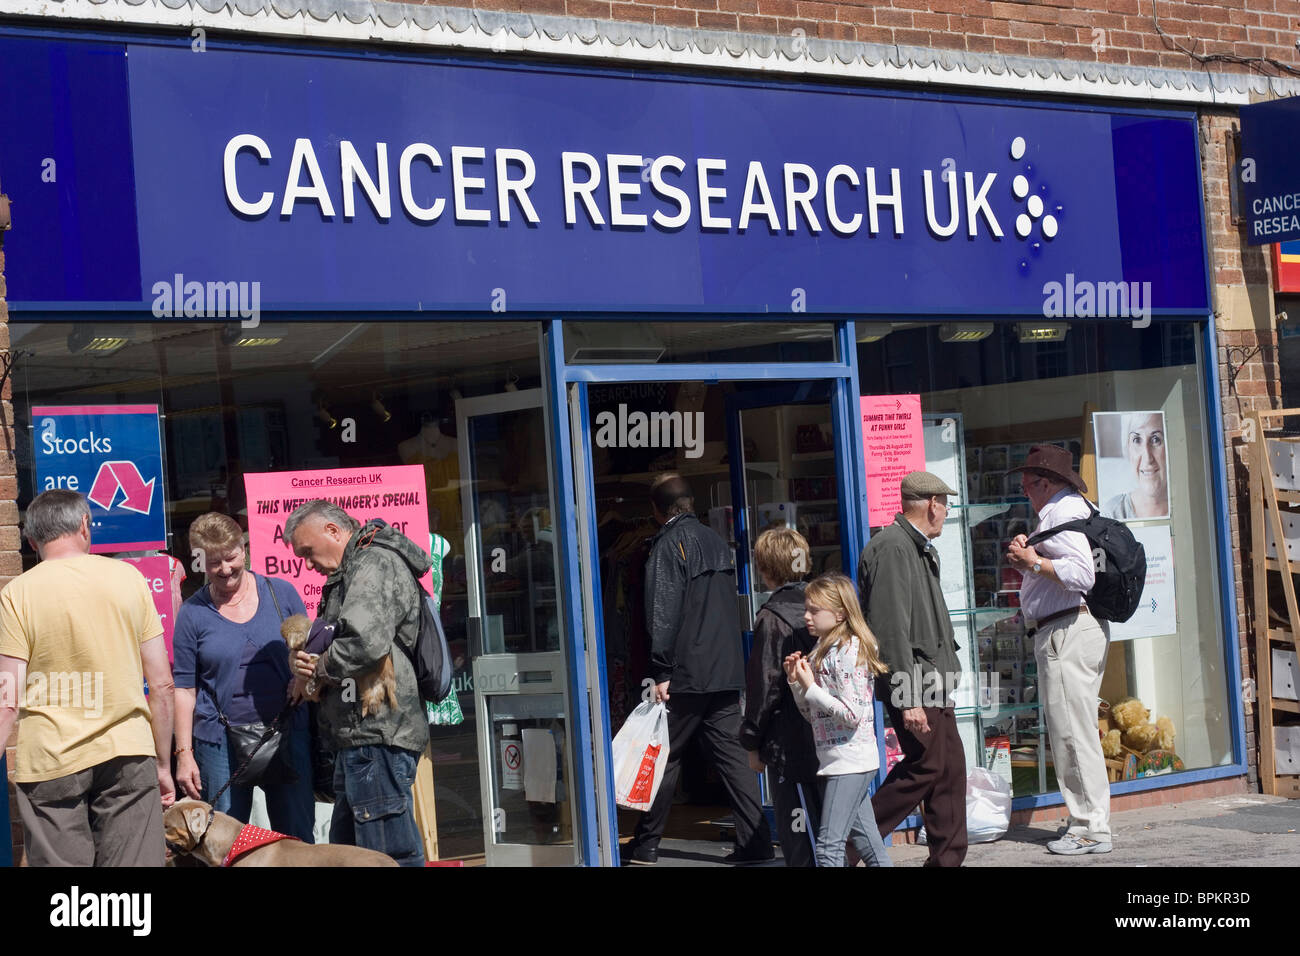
367, 539, 455, 704
1027, 503, 1147, 623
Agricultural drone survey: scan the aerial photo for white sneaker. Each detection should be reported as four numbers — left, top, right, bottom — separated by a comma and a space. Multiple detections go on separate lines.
1047, 833, 1112, 855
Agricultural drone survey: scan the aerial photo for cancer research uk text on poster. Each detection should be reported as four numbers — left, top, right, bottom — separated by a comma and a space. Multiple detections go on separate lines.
861, 395, 926, 528
32, 405, 166, 552
244, 465, 431, 616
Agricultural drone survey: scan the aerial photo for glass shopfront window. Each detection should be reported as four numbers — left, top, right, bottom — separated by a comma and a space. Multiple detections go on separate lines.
10, 319, 572, 863
859, 321, 1231, 799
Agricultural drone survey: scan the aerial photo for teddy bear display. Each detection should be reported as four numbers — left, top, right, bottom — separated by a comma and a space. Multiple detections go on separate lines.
1103, 696, 1177, 756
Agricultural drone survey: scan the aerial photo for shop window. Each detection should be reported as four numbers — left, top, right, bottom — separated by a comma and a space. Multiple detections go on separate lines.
10, 319, 556, 863
860, 321, 1231, 798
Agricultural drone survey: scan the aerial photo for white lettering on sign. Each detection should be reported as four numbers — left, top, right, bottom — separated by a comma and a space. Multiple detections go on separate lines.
42, 432, 113, 455
219, 135, 1045, 244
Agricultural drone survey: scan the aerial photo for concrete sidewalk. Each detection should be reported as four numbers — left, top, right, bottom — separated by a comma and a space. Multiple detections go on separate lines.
633, 793, 1300, 866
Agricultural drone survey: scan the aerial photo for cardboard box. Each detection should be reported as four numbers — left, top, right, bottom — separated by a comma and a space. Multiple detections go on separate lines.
1269, 437, 1300, 492
1264, 511, 1300, 562
1273, 648, 1300, 701
1274, 726, 1300, 775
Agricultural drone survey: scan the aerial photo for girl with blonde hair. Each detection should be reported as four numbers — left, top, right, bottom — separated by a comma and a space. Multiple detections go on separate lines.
784, 572, 893, 867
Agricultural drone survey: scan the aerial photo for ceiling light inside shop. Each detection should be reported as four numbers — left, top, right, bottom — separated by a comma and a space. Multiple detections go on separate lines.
938, 323, 994, 343
67, 327, 129, 356
856, 325, 891, 343
222, 325, 283, 348
370, 392, 392, 422
317, 402, 338, 429
566, 324, 666, 363
1016, 322, 1069, 343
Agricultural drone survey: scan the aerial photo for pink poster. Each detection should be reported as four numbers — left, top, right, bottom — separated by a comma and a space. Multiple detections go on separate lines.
861, 394, 926, 527
120, 555, 180, 663
244, 465, 432, 617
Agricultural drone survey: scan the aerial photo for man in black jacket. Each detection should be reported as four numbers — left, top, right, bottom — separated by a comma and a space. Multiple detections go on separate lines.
623, 474, 773, 865
741, 527, 821, 867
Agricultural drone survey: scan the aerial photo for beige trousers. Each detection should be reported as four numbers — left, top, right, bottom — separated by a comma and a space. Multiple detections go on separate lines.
1034, 611, 1111, 839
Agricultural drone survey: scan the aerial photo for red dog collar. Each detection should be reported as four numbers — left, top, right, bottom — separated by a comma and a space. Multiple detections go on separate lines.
222, 824, 302, 867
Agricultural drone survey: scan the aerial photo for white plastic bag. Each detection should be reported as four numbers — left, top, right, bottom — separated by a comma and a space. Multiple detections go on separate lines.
966, 767, 1012, 843
916, 767, 1012, 845
611, 701, 671, 812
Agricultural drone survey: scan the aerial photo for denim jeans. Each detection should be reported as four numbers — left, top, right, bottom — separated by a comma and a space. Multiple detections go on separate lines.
330, 744, 425, 867
817, 771, 893, 868
194, 724, 315, 843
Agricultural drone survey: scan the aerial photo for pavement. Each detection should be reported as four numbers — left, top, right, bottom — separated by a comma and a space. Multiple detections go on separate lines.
624, 793, 1300, 866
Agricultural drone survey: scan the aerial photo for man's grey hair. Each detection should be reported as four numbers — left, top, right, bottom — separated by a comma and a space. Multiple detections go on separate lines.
284, 500, 360, 542
24, 490, 91, 545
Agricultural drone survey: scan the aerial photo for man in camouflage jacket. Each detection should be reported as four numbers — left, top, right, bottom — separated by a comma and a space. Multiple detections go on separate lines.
288, 500, 432, 866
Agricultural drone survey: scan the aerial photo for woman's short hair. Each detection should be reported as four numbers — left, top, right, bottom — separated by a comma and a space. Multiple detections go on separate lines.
754, 526, 811, 585
188, 512, 244, 560
23, 490, 91, 546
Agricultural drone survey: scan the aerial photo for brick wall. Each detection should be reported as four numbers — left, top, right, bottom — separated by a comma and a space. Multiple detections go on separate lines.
474, 0, 1300, 76
1201, 110, 1280, 791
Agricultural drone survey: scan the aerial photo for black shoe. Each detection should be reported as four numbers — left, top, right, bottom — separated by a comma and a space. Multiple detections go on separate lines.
621, 841, 659, 866
722, 846, 775, 865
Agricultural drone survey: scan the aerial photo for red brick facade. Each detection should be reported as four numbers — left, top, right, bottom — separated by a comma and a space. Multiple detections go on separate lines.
468, 0, 1300, 77
0, 187, 20, 864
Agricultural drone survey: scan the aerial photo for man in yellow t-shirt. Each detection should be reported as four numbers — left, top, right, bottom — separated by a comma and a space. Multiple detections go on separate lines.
0, 490, 175, 866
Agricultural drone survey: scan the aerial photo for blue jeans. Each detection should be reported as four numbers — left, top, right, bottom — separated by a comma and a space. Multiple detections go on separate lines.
817, 771, 893, 868
330, 744, 425, 867
194, 724, 315, 843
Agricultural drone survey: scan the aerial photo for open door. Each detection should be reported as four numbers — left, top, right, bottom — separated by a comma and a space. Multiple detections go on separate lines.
456, 388, 581, 866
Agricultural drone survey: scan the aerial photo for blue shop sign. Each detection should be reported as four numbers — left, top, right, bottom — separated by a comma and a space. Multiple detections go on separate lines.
0, 32, 1209, 317
31, 404, 166, 552
1240, 96, 1300, 246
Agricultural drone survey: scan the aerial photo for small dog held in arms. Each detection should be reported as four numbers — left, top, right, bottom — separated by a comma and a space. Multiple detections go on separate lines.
163, 800, 397, 867
280, 613, 397, 717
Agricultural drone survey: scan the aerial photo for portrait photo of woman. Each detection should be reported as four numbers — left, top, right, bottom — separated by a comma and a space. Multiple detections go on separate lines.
1094, 410, 1170, 521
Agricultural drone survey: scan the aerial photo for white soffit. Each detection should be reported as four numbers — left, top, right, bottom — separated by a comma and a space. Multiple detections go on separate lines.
7, 0, 1300, 104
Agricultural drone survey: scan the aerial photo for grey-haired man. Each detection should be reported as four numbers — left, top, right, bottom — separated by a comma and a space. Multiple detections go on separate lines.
858, 471, 967, 867
287, 500, 431, 866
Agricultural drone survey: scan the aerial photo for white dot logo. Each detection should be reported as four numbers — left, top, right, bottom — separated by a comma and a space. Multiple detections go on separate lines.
1010, 137, 1059, 240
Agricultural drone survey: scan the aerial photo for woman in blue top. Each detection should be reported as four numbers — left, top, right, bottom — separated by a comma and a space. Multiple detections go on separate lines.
172, 512, 315, 841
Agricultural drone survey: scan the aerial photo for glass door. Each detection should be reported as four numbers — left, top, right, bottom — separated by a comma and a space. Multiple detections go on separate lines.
457, 388, 580, 866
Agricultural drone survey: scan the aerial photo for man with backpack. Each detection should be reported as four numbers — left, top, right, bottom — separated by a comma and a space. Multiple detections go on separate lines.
1006, 445, 1112, 856
286, 500, 431, 866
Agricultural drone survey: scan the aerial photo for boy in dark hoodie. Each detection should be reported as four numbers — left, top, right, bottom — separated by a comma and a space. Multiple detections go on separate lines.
740, 527, 823, 867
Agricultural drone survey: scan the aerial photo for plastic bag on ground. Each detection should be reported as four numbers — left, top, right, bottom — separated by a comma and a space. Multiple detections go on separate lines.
916, 767, 1013, 845
611, 700, 671, 812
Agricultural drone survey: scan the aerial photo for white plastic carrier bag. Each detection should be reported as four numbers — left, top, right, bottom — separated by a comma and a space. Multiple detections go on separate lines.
611, 701, 671, 812
917, 767, 1012, 845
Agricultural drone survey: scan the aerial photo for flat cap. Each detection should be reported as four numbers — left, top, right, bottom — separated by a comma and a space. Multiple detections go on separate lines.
899, 470, 958, 499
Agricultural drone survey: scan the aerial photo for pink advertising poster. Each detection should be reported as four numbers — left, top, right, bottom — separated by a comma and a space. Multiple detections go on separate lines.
861, 394, 926, 527
120, 555, 180, 663
244, 465, 432, 617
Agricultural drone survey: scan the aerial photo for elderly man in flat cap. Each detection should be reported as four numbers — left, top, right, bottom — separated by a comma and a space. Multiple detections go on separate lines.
857, 471, 967, 867
1006, 444, 1111, 856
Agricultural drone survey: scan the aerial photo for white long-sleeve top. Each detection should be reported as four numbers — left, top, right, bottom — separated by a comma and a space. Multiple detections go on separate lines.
789, 636, 880, 777
1020, 488, 1095, 622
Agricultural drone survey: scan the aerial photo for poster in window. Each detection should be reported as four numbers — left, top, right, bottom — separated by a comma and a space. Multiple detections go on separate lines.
1092, 411, 1170, 521
1109, 524, 1177, 642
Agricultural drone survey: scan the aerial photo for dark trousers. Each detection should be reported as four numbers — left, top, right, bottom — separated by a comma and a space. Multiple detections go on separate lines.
871, 687, 968, 867
771, 774, 823, 868
632, 691, 772, 855
15, 755, 164, 867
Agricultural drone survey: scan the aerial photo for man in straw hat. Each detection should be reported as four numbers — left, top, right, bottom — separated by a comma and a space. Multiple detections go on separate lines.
1006, 444, 1112, 856
858, 471, 967, 867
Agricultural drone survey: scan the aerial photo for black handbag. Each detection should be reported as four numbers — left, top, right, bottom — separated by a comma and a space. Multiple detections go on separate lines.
204, 575, 300, 789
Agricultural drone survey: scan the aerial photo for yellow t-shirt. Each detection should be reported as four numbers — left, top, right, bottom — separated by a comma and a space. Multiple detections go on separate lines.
0, 553, 163, 783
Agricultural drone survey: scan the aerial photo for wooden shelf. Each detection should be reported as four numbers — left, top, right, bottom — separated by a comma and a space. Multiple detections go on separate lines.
1277, 489, 1300, 505
1273, 698, 1300, 715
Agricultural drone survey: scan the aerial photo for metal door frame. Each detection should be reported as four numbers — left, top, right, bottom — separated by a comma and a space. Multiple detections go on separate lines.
545, 320, 870, 865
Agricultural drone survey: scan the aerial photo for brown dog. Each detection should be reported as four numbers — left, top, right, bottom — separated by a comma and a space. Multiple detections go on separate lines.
163, 799, 398, 867
281, 614, 397, 717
